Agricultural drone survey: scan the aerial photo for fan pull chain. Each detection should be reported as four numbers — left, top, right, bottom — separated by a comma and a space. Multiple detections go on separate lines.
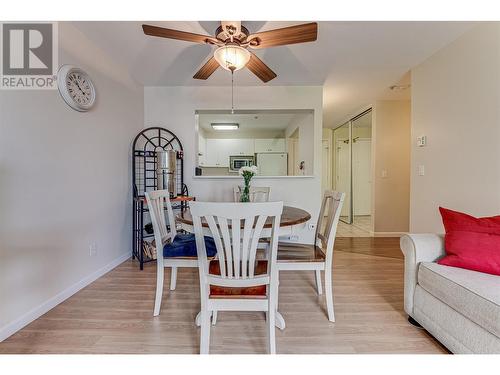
231, 70, 234, 114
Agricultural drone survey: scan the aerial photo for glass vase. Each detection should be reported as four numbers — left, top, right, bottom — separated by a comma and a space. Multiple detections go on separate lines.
240, 181, 251, 202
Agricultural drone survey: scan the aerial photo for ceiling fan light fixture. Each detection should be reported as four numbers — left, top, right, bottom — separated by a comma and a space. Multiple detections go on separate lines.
214, 45, 251, 72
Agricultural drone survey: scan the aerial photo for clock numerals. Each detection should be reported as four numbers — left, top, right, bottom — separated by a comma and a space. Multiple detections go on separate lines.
66, 72, 92, 105
57, 65, 96, 112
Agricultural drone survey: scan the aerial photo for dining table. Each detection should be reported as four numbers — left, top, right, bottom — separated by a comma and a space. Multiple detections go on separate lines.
176, 205, 311, 236
175, 205, 312, 330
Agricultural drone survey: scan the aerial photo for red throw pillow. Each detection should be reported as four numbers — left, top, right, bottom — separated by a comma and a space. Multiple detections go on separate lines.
438, 207, 500, 276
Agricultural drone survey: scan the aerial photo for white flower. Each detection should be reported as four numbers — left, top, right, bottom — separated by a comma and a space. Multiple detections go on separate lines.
238, 165, 258, 176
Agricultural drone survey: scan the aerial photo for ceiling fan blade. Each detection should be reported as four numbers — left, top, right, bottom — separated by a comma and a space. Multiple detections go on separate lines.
142, 24, 215, 44
247, 22, 318, 49
193, 56, 219, 80
246, 53, 277, 83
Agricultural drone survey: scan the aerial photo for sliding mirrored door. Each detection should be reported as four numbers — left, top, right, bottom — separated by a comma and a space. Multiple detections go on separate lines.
333, 122, 352, 224
333, 109, 372, 226
352, 110, 372, 231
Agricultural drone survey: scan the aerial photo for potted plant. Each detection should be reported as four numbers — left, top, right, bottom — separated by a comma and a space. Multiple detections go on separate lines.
238, 165, 258, 202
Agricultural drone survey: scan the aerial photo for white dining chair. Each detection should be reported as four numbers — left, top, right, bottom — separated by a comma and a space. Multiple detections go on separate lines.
191, 201, 283, 354
233, 186, 271, 202
145, 190, 217, 316
277, 190, 345, 322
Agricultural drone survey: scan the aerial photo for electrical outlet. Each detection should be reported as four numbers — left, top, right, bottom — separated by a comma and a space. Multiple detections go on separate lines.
308, 223, 317, 231
289, 235, 299, 241
89, 242, 97, 256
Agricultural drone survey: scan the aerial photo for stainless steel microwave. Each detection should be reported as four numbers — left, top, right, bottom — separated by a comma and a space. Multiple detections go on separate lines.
229, 155, 255, 172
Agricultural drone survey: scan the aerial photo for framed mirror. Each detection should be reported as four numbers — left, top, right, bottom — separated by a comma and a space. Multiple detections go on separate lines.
195, 109, 314, 177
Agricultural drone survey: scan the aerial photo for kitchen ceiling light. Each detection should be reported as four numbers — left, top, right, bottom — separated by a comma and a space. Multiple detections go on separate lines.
213, 45, 251, 72
211, 123, 239, 130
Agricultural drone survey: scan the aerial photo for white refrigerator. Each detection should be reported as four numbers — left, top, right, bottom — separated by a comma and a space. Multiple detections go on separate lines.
256, 153, 288, 176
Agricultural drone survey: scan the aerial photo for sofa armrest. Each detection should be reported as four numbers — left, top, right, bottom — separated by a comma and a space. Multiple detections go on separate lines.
400, 234, 445, 316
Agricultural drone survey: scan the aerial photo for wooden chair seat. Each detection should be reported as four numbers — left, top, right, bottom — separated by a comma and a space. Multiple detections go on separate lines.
277, 242, 326, 263
208, 260, 268, 299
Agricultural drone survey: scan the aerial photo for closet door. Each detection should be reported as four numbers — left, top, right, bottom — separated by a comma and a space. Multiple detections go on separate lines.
333, 122, 351, 223
351, 109, 372, 230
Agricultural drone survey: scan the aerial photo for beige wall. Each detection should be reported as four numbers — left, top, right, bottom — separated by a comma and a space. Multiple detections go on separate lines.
410, 23, 500, 233
373, 100, 411, 233
321, 128, 334, 190
0, 23, 144, 340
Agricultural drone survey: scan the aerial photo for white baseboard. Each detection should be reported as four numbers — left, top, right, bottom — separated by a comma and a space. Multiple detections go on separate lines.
0, 252, 130, 343
371, 231, 407, 237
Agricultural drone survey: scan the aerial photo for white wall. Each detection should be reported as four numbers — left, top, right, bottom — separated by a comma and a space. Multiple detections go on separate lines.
0, 22, 144, 340
144, 86, 323, 242
285, 113, 314, 175
410, 23, 500, 233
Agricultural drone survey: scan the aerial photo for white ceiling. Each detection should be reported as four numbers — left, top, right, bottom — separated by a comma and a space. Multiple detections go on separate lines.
69, 21, 475, 127
199, 112, 306, 133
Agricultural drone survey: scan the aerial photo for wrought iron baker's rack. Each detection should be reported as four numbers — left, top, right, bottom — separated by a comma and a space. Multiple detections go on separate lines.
132, 127, 187, 270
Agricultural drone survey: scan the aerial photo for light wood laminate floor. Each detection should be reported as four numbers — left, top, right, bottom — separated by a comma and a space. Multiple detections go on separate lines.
0, 238, 447, 354
337, 221, 372, 237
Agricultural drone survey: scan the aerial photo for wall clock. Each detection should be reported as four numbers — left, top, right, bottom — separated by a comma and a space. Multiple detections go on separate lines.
57, 65, 96, 112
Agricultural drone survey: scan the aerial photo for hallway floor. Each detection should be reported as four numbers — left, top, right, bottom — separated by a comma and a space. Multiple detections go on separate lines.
337, 215, 372, 237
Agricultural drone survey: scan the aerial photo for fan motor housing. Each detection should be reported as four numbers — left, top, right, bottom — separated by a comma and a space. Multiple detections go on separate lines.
215, 25, 250, 44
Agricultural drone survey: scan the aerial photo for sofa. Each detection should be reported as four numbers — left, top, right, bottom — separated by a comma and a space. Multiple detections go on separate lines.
400, 234, 500, 354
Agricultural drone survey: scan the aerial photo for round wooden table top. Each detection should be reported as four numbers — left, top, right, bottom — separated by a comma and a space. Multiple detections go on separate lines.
176, 205, 311, 228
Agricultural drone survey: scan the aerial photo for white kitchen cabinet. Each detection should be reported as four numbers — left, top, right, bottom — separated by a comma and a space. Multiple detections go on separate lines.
204, 139, 219, 167
254, 138, 286, 153
203, 138, 284, 167
227, 139, 255, 156
204, 139, 231, 167
217, 139, 231, 167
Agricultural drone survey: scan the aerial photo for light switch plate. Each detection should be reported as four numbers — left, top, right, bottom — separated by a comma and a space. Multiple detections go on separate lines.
417, 135, 427, 147
418, 165, 425, 176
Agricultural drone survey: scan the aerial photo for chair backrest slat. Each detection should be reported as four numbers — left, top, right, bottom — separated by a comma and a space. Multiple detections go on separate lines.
206, 215, 226, 276
218, 218, 233, 278
145, 190, 177, 254
231, 219, 241, 278
191, 202, 283, 286
233, 186, 271, 202
248, 215, 267, 278
315, 190, 345, 258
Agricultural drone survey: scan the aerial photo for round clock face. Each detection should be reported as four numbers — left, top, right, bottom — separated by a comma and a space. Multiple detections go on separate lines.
57, 65, 96, 112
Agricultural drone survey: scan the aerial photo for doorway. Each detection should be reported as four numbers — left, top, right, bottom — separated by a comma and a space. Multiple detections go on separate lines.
321, 139, 332, 197
333, 109, 372, 235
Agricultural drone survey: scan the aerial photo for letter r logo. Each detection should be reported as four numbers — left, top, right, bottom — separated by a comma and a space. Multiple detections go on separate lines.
2, 23, 53, 75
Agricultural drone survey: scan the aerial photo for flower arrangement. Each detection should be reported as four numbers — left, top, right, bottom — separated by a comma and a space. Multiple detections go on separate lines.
238, 165, 258, 202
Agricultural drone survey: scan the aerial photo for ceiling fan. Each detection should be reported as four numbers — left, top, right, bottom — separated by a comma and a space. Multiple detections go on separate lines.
142, 21, 318, 83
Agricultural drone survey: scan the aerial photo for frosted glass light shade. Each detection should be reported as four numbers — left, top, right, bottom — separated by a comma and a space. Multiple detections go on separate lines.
214, 45, 251, 71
